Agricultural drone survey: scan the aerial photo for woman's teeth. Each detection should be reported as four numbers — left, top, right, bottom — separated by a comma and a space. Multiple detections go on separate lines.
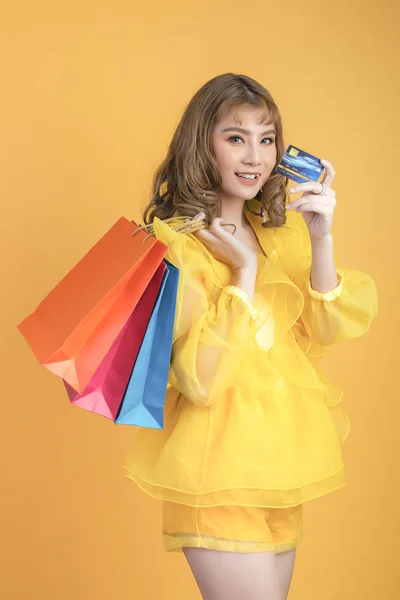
236, 173, 259, 180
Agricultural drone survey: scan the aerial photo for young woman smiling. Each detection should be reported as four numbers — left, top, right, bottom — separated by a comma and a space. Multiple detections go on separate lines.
123, 73, 378, 600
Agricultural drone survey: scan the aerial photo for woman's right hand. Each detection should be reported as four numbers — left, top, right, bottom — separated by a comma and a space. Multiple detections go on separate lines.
189, 212, 257, 272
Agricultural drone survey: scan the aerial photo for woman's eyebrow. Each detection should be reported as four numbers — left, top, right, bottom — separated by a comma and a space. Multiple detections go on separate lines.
221, 127, 276, 136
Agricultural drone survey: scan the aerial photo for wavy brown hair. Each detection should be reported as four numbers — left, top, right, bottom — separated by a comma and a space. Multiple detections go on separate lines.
142, 73, 289, 229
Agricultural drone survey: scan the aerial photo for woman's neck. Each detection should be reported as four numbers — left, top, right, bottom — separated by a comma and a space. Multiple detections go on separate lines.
220, 199, 249, 233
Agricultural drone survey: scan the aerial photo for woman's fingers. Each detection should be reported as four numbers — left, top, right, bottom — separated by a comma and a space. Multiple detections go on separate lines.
185, 212, 206, 224
210, 217, 229, 236
187, 214, 234, 244
210, 218, 223, 230
320, 159, 335, 187
187, 212, 215, 243
195, 228, 217, 244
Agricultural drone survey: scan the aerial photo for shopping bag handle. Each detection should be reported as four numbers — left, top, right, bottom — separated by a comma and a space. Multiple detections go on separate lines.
131, 216, 236, 243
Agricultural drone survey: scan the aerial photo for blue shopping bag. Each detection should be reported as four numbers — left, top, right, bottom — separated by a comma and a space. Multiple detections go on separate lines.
114, 259, 179, 429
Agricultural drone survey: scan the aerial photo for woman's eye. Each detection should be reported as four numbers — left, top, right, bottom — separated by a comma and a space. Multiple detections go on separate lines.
228, 136, 275, 144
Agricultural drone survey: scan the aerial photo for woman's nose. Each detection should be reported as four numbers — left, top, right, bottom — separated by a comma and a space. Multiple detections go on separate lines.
243, 143, 261, 165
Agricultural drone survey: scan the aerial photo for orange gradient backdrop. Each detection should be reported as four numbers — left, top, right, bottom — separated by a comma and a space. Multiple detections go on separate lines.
1, 1, 398, 598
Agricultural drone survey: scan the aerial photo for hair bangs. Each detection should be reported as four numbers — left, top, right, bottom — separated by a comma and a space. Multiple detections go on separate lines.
217, 95, 278, 129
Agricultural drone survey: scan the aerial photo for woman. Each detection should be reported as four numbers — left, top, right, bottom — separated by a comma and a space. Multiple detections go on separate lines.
123, 73, 378, 599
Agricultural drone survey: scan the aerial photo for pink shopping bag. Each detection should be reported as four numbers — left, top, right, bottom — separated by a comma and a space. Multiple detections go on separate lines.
64, 261, 166, 420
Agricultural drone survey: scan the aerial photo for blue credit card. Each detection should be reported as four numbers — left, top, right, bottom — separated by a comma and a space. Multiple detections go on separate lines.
275, 145, 324, 184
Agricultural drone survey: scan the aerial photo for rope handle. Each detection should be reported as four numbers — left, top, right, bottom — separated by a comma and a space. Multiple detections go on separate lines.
131, 216, 237, 243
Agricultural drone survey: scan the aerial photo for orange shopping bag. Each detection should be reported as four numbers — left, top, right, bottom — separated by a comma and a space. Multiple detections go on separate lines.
17, 218, 167, 394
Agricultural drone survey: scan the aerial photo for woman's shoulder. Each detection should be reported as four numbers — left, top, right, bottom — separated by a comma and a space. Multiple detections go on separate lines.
152, 217, 227, 288
152, 216, 207, 256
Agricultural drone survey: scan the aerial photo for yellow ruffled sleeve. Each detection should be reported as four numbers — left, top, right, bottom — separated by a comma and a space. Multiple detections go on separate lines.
282, 211, 379, 347
152, 218, 273, 407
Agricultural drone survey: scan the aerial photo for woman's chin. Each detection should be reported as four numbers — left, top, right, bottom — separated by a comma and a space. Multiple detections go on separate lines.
219, 186, 262, 202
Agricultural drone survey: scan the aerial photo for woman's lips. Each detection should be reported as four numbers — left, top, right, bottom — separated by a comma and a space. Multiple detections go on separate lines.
235, 173, 260, 186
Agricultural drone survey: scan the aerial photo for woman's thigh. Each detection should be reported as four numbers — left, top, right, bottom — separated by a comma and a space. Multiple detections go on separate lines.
182, 546, 284, 600
275, 548, 297, 599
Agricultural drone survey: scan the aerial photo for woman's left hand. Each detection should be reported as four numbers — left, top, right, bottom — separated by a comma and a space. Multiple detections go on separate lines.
286, 159, 336, 240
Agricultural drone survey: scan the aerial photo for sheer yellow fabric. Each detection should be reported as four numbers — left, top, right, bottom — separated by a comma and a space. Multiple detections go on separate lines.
123, 201, 378, 508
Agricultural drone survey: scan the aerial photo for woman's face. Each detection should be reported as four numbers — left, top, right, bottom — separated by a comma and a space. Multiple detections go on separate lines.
210, 104, 277, 202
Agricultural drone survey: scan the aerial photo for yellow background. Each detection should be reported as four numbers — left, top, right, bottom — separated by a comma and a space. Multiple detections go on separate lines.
2, 0, 398, 598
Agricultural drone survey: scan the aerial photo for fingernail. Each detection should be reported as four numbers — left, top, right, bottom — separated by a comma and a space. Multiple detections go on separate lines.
290, 187, 295, 193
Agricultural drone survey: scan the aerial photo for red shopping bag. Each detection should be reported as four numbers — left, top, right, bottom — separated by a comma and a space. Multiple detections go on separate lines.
17, 218, 167, 394
64, 261, 166, 420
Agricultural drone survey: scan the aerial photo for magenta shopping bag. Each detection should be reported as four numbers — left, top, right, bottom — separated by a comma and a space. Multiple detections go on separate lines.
64, 262, 166, 420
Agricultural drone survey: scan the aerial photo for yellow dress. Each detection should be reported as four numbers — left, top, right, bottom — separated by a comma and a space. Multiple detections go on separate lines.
122, 200, 378, 508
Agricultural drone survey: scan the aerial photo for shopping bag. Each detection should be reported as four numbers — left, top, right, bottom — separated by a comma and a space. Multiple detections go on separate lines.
64, 261, 166, 420
17, 218, 167, 394
115, 259, 179, 430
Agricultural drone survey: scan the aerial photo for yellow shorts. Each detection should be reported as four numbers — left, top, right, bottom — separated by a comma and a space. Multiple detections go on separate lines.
162, 501, 304, 554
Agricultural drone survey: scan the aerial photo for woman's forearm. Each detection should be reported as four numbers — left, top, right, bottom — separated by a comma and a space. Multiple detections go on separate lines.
310, 233, 339, 293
